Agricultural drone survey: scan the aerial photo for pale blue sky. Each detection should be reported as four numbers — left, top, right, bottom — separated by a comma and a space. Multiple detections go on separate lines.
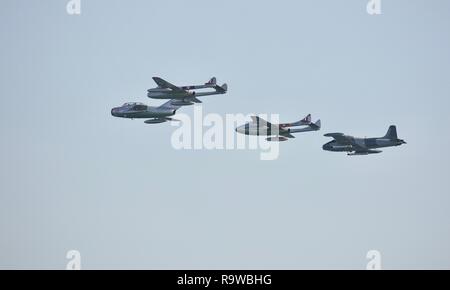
1, 0, 450, 269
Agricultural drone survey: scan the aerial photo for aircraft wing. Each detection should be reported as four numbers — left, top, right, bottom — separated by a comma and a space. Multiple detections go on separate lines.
349, 149, 382, 155
251, 116, 274, 128
152, 77, 186, 93
144, 117, 180, 124
324, 133, 351, 144
251, 116, 289, 135
159, 99, 183, 110
325, 133, 370, 152
281, 133, 296, 138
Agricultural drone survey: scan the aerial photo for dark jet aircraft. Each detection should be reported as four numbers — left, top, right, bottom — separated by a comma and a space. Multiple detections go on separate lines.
111, 100, 182, 124
323, 125, 406, 156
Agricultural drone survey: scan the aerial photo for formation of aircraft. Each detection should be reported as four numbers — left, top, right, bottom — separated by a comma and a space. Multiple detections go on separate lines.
235, 114, 321, 141
111, 76, 406, 155
322, 125, 406, 155
147, 77, 227, 105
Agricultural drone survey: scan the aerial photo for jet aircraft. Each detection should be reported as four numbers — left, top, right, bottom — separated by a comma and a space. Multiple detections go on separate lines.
235, 114, 321, 141
322, 125, 406, 155
147, 77, 227, 105
111, 100, 182, 124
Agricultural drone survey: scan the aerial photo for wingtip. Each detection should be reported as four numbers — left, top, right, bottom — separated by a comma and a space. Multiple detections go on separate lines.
324, 132, 343, 137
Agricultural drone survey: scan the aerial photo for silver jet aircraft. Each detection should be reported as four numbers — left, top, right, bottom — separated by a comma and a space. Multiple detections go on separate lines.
235, 114, 321, 141
111, 100, 182, 124
323, 125, 406, 155
147, 77, 227, 105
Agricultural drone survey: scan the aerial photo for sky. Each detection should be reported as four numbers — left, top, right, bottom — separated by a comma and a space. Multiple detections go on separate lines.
1, 0, 450, 269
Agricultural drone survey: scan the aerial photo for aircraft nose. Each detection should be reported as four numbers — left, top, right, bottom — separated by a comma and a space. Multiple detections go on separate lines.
111, 108, 117, 116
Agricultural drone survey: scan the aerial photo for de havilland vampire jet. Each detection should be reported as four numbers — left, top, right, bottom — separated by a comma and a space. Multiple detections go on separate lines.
322, 125, 406, 156
147, 77, 228, 106
235, 114, 321, 141
111, 100, 182, 124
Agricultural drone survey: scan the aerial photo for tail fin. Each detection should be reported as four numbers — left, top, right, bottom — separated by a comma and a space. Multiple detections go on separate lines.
384, 125, 398, 139
215, 83, 227, 93
301, 114, 311, 124
205, 77, 216, 86
309, 119, 321, 130
288, 114, 311, 127
279, 114, 312, 128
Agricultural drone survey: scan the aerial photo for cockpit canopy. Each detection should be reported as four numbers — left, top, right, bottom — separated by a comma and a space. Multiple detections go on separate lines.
122, 102, 147, 111
123, 102, 145, 107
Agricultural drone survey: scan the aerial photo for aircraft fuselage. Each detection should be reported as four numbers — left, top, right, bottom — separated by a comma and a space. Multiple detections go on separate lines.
235, 123, 317, 136
322, 136, 404, 152
111, 105, 175, 119
147, 88, 191, 99
147, 88, 224, 100
235, 123, 279, 136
